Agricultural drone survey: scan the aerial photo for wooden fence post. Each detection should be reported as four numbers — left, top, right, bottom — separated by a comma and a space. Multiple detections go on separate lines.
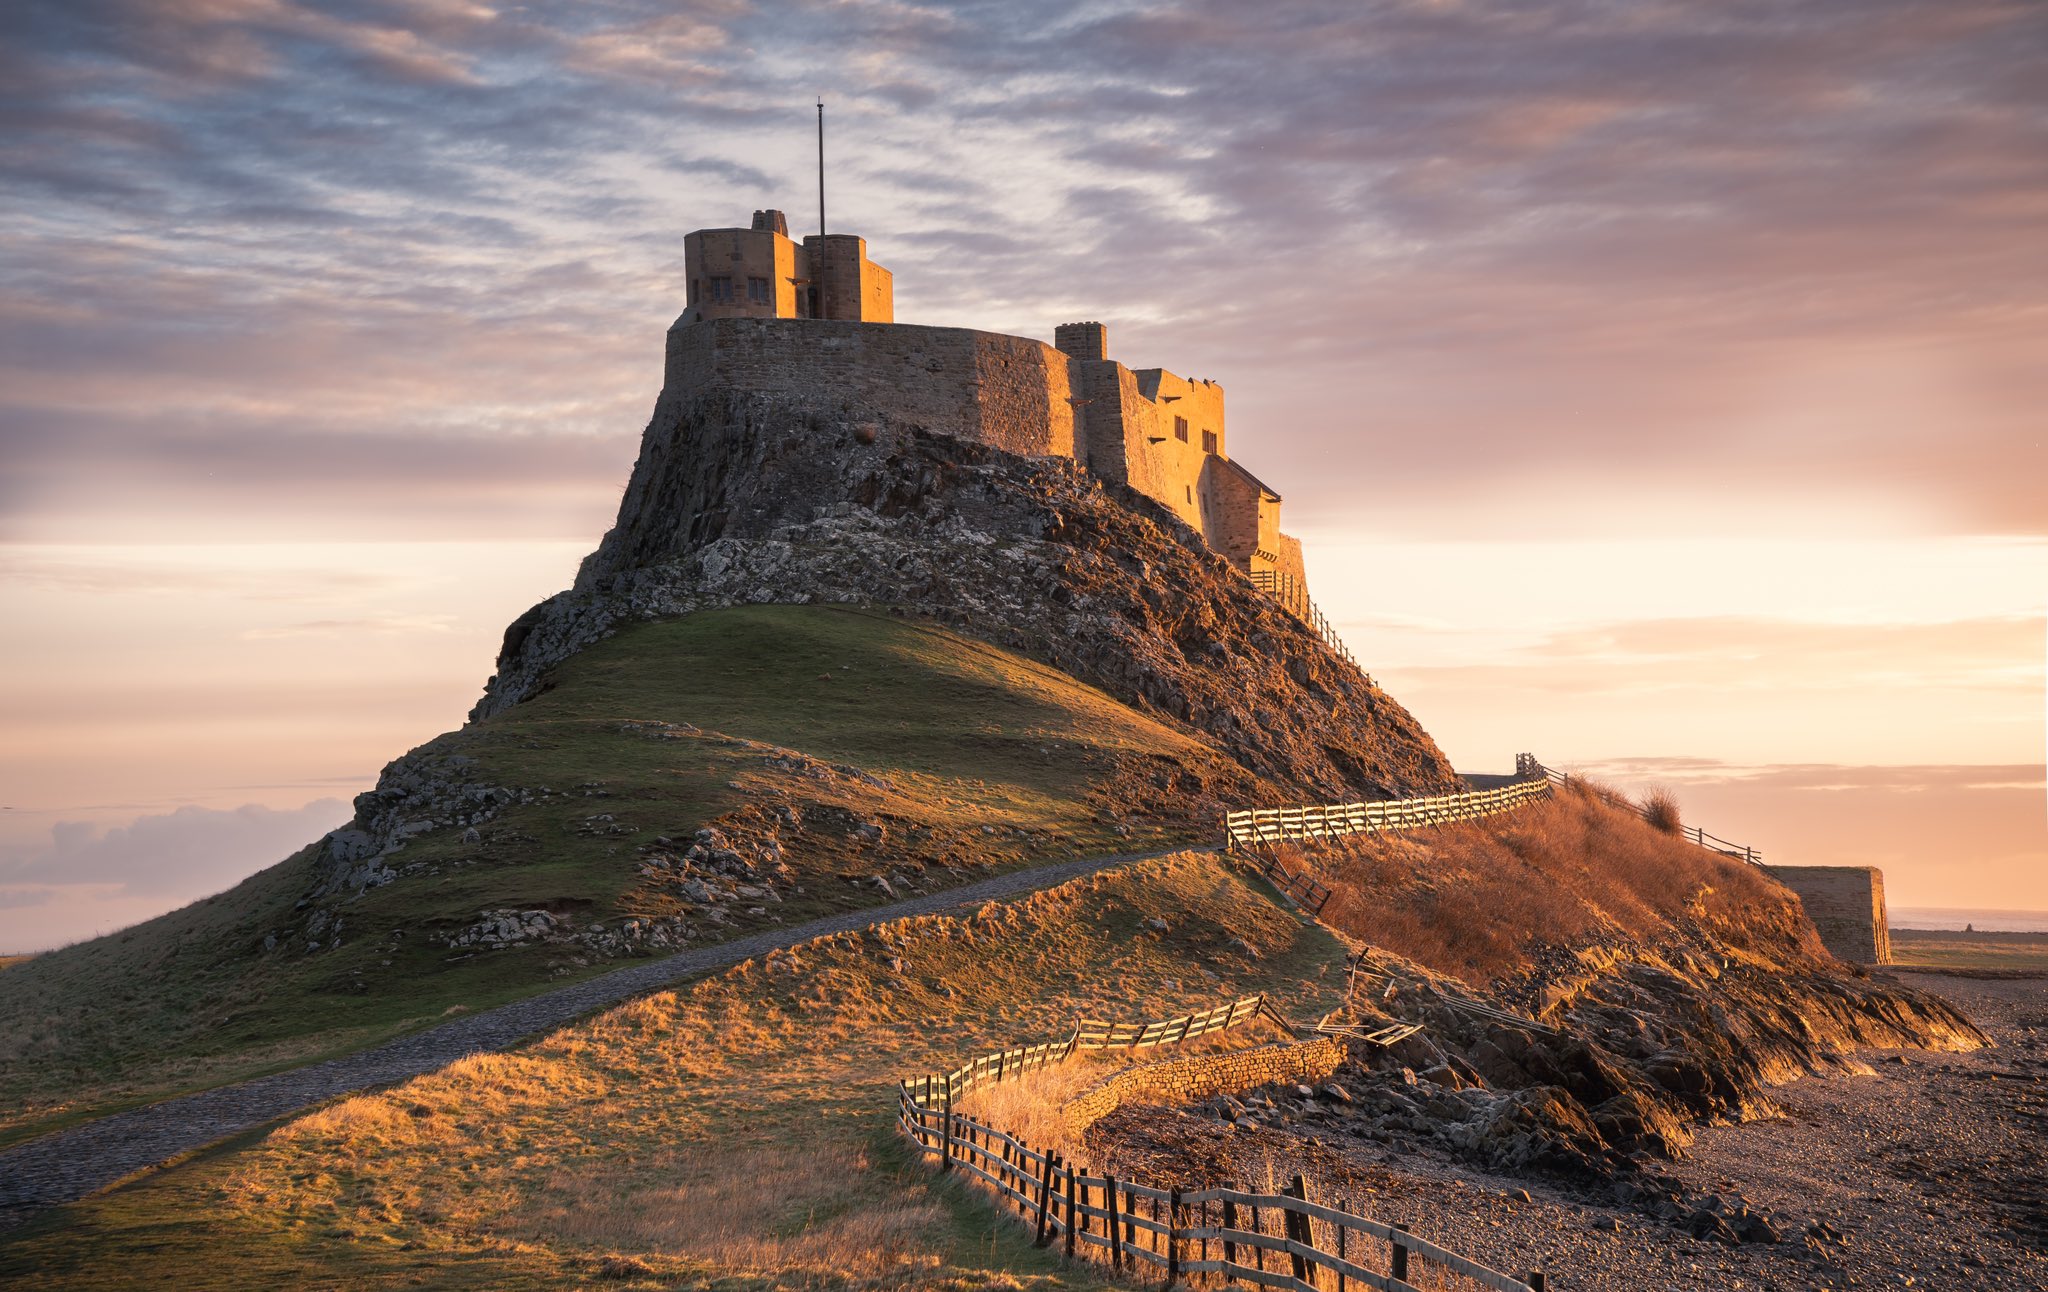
1336, 1196, 1349, 1292
1064, 1161, 1078, 1259
1283, 1175, 1312, 1283
1221, 1198, 1237, 1268
1033, 1149, 1057, 1247
1529, 1270, 1546, 1291
940, 1087, 954, 1173
1105, 1176, 1124, 1273
1165, 1187, 1182, 1289
1391, 1221, 1409, 1282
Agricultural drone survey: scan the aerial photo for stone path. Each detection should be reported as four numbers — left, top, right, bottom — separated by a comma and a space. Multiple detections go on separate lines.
0, 845, 1203, 1232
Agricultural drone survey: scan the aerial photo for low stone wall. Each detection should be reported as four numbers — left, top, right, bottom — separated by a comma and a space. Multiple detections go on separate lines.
1063, 1036, 1347, 1137
1770, 865, 1892, 964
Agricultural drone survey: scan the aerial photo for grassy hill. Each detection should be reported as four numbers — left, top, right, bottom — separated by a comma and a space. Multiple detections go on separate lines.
0, 605, 1268, 1147
1, 852, 1346, 1289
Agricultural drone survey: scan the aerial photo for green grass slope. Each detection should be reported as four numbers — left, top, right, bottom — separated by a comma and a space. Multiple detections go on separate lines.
0, 606, 1268, 1146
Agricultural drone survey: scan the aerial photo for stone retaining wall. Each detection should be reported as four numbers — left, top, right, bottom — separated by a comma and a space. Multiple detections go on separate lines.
1062, 1036, 1348, 1136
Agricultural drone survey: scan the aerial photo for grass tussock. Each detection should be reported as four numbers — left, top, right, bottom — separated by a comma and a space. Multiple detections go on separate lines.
1641, 788, 1683, 836
1296, 783, 1817, 986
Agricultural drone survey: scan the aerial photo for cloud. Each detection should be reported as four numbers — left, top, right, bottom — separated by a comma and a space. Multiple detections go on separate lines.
0, 799, 351, 906
1397, 614, 2043, 697
241, 614, 458, 638
1539, 756, 2048, 909
0, 0, 2039, 543
1565, 757, 2048, 795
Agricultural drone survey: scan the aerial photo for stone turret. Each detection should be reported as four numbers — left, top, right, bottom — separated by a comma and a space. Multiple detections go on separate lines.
1054, 321, 1108, 362
677, 209, 893, 326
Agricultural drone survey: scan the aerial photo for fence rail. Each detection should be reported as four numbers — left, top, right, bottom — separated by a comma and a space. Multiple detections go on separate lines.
1251, 569, 1372, 686
1225, 778, 1553, 849
1228, 756, 1764, 872
904, 994, 1287, 1108
898, 997, 1548, 1291
1521, 756, 1763, 866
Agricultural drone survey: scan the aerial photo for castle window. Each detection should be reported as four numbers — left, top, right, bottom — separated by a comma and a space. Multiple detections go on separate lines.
1174, 416, 1189, 442
747, 277, 770, 304
710, 276, 734, 303
1202, 429, 1218, 454
688, 278, 699, 303
1185, 485, 1193, 503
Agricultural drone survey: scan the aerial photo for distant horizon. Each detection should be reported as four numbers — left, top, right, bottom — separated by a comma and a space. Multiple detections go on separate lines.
1890, 908, 2048, 934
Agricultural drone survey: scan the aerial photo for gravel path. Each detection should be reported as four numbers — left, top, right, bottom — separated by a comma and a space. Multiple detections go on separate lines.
0, 845, 1198, 1232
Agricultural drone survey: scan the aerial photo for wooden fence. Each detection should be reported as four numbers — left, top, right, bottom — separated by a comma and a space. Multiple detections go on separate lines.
898, 998, 1548, 1291
1521, 756, 1763, 867
1250, 569, 1372, 686
1224, 779, 1553, 849
905, 994, 1287, 1107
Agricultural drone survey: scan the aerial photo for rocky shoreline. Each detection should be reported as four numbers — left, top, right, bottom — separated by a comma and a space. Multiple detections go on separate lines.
1087, 970, 2042, 1290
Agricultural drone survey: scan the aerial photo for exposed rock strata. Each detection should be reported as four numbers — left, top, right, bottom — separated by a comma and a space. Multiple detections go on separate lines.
1100, 934, 1988, 1248
476, 389, 1459, 801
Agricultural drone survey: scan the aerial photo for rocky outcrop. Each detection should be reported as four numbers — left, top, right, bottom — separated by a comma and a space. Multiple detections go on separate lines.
1323, 942, 1986, 1171
475, 389, 1458, 800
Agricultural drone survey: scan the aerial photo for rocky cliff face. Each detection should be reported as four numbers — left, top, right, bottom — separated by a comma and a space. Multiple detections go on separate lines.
477, 388, 1459, 800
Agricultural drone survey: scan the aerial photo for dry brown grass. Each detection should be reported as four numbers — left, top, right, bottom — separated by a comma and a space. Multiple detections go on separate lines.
521, 1145, 952, 1284
1297, 784, 1815, 986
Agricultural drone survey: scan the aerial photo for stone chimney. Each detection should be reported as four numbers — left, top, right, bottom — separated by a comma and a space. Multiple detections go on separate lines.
1054, 321, 1108, 362
751, 209, 789, 237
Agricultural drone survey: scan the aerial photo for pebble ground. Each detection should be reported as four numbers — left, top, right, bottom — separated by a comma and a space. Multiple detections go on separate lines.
1101, 970, 2047, 1291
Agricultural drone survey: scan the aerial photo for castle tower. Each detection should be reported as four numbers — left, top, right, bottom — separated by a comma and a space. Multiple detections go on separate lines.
1054, 321, 1107, 362
677, 210, 893, 326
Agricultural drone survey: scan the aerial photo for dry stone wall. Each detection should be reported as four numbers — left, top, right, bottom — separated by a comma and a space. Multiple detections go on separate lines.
1062, 1036, 1347, 1137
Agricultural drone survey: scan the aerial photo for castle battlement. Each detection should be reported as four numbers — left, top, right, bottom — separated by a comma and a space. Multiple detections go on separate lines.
670, 212, 1305, 589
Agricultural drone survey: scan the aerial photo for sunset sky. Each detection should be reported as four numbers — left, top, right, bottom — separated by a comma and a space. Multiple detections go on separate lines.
2, 0, 2042, 950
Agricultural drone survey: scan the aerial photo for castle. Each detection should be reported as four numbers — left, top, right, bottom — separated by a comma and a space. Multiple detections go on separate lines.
671, 210, 1310, 592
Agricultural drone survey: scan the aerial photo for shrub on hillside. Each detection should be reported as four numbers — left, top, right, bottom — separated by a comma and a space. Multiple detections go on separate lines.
1642, 788, 1683, 836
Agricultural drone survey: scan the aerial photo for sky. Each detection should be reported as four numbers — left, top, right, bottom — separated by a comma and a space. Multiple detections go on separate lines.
1, 0, 2043, 950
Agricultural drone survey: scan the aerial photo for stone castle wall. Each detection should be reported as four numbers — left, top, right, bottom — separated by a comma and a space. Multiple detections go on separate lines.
1062, 1036, 1347, 1137
664, 315, 1304, 591
1769, 865, 1892, 964
666, 317, 1075, 459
